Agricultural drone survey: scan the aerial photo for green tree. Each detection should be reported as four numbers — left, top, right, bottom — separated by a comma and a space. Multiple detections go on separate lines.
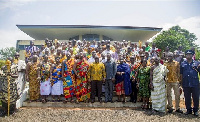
0, 47, 16, 60
152, 25, 198, 52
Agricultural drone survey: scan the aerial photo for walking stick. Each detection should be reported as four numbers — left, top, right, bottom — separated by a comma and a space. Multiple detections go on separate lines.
5, 59, 11, 116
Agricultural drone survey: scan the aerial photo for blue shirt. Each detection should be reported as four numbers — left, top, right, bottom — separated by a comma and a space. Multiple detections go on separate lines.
180, 60, 200, 87
104, 60, 117, 80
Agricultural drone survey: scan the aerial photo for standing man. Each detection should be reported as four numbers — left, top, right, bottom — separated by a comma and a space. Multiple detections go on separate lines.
104, 53, 117, 103
129, 56, 140, 103
180, 50, 200, 116
39, 55, 51, 103
88, 56, 106, 103
26, 55, 40, 102
50, 56, 63, 102
150, 57, 168, 113
25, 40, 39, 63
13, 52, 26, 99
164, 52, 183, 113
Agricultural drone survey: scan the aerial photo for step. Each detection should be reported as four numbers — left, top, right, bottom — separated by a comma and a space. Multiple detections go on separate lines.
23, 101, 143, 108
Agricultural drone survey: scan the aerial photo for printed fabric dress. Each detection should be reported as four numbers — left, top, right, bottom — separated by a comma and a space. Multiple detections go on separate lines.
51, 64, 63, 95
138, 66, 151, 98
40, 63, 51, 95
63, 58, 75, 99
28, 63, 40, 100
130, 62, 141, 80
151, 63, 168, 113
75, 60, 89, 101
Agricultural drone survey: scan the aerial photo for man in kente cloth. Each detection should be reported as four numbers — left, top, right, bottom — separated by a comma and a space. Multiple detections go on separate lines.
26, 55, 40, 102
73, 53, 89, 103
62, 52, 75, 103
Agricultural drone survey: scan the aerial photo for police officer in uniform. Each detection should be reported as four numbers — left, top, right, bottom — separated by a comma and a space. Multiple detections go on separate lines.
180, 50, 200, 116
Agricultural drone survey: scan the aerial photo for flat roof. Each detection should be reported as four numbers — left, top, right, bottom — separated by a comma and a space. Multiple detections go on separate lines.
17, 25, 162, 41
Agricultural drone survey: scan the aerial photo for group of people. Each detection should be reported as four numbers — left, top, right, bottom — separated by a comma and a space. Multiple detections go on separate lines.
0, 38, 199, 117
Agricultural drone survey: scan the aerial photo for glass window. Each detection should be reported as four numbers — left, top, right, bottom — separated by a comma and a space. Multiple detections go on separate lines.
82, 34, 99, 41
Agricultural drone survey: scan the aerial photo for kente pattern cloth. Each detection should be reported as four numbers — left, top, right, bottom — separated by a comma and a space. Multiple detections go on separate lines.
40, 63, 51, 95
75, 60, 89, 101
115, 63, 132, 95
51, 64, 63, 95
60, 56, 67, 63
86, 53, 92, 59
48, 55, 55, 64
28, 62, 40, 100
138, 66, 150, 98
151, 63, 168, 113
129, 62, 141, 79
63, 58, 75, 99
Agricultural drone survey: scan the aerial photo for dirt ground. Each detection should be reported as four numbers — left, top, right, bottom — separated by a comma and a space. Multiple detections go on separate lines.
0, 107, 199, 122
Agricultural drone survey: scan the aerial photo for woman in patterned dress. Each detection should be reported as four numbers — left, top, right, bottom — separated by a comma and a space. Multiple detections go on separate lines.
137, 59, 151, 109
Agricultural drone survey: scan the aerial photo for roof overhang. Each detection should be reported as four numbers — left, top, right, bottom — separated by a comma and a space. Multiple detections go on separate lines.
16, 25, 162, 42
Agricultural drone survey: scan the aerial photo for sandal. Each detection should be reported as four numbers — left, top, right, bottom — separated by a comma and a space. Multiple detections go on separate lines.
141, 104, 145, 109
51, 99, 56, 102
28, 100, 33, 103
116, 100, 121, 102
75, 100, 80, 104
144, 104, 148, 109
70, 99, 74, 103
63, 100, 68, 104
41, 99, 46, 103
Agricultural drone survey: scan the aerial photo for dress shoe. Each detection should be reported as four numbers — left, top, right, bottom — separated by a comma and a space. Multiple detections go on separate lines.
175, 109, 183, 114
98, 99, 102, 103
110, 100, 114, 103
194, 112, 199, 117
91, 99, 95, 103
184, 111, 192, 115
168, 108, 174, 113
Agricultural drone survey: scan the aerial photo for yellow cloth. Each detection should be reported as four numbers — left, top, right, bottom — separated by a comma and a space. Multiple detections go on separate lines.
164, 60, 180, 83
88, 62, 106, 81
60, 56, 67, 63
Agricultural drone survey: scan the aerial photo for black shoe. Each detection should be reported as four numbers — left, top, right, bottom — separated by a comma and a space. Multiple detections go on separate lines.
104, 101, 108, 103
99, 99, 102, 103
91, 100, 95, 103
133, 100, 136, 103
168, 108, 174, 113
110, 100, 114, 103
175, 109, 183, 114
0, 110, 6, 117
184, 111, 192, 115
194, 112, 199, 117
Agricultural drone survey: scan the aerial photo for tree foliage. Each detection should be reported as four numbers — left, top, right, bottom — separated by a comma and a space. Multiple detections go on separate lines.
0, 47, 16, 60
152, 25, 198, 52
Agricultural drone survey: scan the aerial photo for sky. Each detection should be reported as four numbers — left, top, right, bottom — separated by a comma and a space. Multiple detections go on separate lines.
0, 0, 200, 49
